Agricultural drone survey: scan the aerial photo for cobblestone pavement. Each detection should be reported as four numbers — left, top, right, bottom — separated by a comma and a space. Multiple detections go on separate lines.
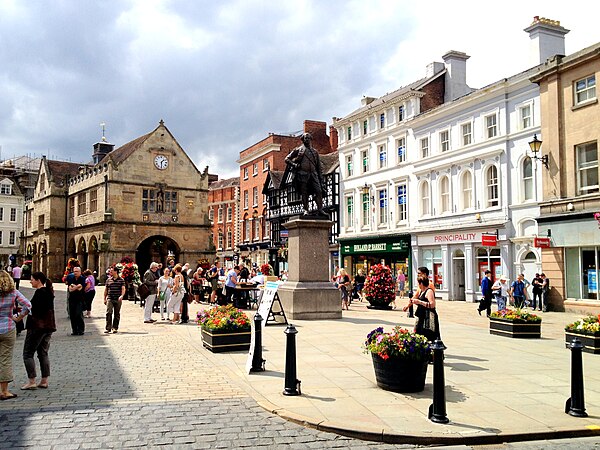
0, 286, 406, 449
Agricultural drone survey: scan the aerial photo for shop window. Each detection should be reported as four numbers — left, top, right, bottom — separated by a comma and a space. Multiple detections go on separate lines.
521, 157, 533, 201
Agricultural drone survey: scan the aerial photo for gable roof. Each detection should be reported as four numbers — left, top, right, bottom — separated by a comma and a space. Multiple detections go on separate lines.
100, 132, 152, 165
46, 160, 82, 187
209, 177, 239, 190
321, 151, 340, 174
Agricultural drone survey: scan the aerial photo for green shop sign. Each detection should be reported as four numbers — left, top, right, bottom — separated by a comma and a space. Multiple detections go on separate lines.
341, 237, 409, 255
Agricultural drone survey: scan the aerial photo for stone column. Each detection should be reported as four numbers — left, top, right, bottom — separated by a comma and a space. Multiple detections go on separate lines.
277, 218, 341, 320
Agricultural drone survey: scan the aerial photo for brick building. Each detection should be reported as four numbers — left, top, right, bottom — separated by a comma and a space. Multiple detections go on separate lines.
23, 121, 213, 281
237, 120, 337, 268
208, 176, 239, 267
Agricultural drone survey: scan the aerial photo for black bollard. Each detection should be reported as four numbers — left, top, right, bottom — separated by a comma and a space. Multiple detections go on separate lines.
428, 339, 449, 424
250, 313, 266, 372
565, 337, 588, 417
283, 324, 301, 396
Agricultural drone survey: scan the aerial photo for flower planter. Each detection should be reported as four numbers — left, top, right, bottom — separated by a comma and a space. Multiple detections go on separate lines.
489, 318, 541, 338
565, 332, 600, 354
201, 328, 251, 353
371, 353, 428, 393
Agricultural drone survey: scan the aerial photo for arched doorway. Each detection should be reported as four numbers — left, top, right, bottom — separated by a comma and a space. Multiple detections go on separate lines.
135, 236, 180, 275
67, 238, 76, 261
521, 251, 539, 292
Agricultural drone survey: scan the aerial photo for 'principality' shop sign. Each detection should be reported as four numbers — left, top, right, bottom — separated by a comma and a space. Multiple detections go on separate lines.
417, 231, 495, 246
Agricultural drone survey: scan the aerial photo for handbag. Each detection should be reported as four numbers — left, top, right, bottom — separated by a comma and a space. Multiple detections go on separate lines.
137, 283, 150, 300
158, 290, 165, 301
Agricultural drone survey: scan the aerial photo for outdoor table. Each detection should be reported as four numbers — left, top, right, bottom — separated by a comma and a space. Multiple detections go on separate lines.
234, 283, 260, 309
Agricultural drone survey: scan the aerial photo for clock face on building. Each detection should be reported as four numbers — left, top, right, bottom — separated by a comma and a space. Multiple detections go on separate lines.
154, 155, 169, 170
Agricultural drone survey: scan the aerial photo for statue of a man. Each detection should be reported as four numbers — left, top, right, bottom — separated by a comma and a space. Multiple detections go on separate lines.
285, 132, 326, 216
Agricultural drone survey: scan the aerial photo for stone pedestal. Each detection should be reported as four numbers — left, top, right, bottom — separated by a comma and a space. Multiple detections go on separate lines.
277, 218, 341, 320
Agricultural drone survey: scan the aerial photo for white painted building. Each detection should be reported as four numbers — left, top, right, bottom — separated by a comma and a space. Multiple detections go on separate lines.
335, 18, 569, 302
0, 178, 24, 268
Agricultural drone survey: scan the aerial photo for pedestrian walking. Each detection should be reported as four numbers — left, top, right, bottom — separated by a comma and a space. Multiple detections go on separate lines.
410, 275, 440, 342
21, 271, 56, 390
179, 263, 190, 323
509, 274, 528, 309
207, 261, 220, 305
11, 264, 22, 290
142, 262, 160, 324
167, 265, 185, 324
0, 270, 31, 400
337, 268, 351, 310
492, 275, 509, 311
352, 269, 365, 302
83, 269, 96, 318
66, 267, 86, 336
478, 270, 493, 316
157, 267, 173, 320
104, 266, 125, 334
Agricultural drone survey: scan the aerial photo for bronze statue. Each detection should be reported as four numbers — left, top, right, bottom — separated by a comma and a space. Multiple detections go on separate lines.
285, 132, 326, 216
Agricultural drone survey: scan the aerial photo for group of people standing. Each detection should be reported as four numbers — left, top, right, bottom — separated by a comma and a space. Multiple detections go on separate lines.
479, 271, 550, 316
0, 270, 56, 400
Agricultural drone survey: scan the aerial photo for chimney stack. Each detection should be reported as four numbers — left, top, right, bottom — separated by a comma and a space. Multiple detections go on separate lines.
442, 51, 471, 102
524, 16, 569, 65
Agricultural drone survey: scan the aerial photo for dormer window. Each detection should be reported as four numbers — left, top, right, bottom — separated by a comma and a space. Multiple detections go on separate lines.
0, 184, 11, 195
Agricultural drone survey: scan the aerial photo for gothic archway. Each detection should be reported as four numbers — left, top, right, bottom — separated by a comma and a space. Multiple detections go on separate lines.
88, 236, 99, 273
135, 235, 181, 275
67, 238, 76, 261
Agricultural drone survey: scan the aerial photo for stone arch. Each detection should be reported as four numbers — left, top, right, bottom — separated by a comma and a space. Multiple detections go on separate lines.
135, 235, 181, 275
39, 241, 48, 274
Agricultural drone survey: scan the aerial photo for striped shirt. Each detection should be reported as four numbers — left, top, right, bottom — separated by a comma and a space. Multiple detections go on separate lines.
105, 277, 125, 302
0, 290, 31, 334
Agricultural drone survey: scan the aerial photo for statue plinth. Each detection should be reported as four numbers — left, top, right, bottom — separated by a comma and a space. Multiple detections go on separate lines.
277, 218, 341, 320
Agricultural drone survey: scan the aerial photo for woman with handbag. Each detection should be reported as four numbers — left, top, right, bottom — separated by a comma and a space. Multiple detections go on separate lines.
157, 267, 173, 320
167, 265, 184, 324
409, 275, 440, 342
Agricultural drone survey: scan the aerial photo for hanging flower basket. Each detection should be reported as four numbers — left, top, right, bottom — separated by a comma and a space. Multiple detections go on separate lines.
363, 264, 395, 310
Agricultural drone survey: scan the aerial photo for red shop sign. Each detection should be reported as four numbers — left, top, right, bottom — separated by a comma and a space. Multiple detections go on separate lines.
534, 237, 551, 248
481, 234, 497, 247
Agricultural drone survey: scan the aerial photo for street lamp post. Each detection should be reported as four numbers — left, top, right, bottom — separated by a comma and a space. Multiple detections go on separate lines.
528, 134, 549, 169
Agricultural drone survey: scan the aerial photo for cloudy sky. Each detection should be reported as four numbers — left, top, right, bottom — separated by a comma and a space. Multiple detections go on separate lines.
1, 0, 598, 178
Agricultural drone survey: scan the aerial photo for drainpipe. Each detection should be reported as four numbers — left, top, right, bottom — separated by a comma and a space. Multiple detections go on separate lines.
63, 177, 69, 268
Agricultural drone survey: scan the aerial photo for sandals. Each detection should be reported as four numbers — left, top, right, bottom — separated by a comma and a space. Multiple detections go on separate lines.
37, 384, 48, 389
20, 384, 37, 390
0, 393, 17, 400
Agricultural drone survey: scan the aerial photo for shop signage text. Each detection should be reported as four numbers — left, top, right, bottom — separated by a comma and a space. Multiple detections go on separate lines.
434, 233, 476, 243
482, 234, 497, 246
354, 243, 386, 252
341, 238, 409, 255
534, 237, 551, 248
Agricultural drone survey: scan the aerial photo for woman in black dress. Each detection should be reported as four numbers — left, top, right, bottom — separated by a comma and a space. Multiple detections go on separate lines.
21, 271, 56, 390
409, 276, 440, 342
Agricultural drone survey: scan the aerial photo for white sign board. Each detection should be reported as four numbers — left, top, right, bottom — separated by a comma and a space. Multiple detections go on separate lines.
257, 281, 280, 329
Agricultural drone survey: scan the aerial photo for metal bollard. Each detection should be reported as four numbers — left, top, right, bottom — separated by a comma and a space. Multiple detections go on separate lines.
565, 337, 588, 417
428, 339, 449, 424
283, 324, 301, 396
250, 313, 266, 372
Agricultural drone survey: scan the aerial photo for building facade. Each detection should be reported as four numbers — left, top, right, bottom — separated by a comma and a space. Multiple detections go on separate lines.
0, 178, 24, 268
531, 40, 600, 311
335, 17, 568, 302
263, 152, 340, 275
208, 177, 239, 267
236, 120, 336, 268
23, 121, 213, 281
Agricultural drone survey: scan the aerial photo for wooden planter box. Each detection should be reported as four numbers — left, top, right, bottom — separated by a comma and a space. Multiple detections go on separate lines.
201, 328, 251, 353
489, 318, 541, 338
565, 332, 600, 354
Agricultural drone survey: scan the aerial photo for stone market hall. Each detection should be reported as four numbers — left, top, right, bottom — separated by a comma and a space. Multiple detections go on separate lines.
22, 121, 214, 281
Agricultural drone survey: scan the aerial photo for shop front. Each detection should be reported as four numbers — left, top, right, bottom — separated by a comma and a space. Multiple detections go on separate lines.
414, 229, 510, 302
539, 215, 600, 311
339, 235, 411, 281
